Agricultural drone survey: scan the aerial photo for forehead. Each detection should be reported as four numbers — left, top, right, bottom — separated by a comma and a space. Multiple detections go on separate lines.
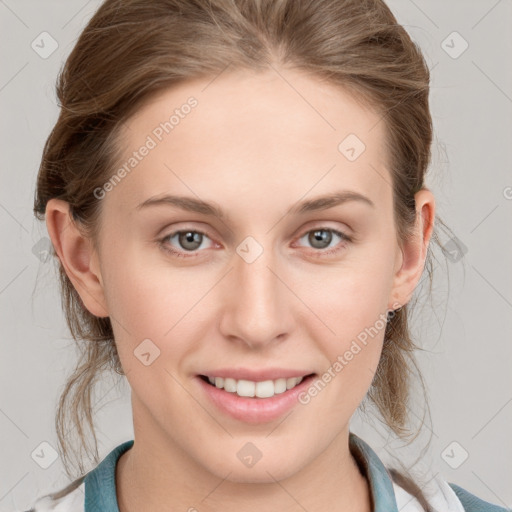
108, 68, 392, 219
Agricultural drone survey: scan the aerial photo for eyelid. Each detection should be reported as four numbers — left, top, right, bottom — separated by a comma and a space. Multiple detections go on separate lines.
292, 226, 352, 255
295, 221, 353, 241
158, 227, 218, 258
158, 223, 353, 258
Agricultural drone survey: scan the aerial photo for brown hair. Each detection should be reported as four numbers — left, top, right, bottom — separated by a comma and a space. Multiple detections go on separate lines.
33, 0, 458, 508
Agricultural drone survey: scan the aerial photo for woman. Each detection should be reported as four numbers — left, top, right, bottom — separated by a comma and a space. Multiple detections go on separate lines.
24, 0, 506, 511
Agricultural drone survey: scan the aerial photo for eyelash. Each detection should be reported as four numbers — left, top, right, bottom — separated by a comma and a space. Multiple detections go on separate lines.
158, 227, 352, 259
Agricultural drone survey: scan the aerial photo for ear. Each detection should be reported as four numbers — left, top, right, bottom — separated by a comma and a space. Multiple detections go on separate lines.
45, 198, 109, 318
388, 188, 436, 310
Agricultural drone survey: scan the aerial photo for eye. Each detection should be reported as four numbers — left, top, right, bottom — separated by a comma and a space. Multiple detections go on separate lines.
295, 227, 352, 256
158, 226, 352, 259
159, 229, 215, 258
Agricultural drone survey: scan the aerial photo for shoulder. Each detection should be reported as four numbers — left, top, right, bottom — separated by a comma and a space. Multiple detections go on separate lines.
20, 439, 134, 512
393, 474, 509, 512
448, 482, 509, 512
20, 476, 85, 512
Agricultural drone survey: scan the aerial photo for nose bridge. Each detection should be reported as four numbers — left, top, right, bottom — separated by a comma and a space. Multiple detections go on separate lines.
220, 235, 291, 348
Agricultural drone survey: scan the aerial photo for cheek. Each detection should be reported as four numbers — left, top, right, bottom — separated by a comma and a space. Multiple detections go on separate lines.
296, 254, 391, 403
300, 281, 386, 421
98, 244, 200, 368
302, 253, 393, 340
101, 233, 206, 330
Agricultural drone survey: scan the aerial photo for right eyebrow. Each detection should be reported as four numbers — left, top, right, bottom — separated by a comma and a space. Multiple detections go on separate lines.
136, 194, 226, 219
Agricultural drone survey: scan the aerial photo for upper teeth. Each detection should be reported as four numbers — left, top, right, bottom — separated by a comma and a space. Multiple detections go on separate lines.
207, 376, 304, 398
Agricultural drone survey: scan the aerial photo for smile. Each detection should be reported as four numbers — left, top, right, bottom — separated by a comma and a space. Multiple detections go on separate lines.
196, 373, 317, 423
201, 375, 308, 398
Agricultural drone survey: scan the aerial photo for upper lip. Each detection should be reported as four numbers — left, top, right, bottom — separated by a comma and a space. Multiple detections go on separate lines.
198, 368, 315, 381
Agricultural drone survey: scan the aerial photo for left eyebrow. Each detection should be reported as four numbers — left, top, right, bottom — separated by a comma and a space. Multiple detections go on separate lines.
135, 190, 375, 219
289, 190, 375, 215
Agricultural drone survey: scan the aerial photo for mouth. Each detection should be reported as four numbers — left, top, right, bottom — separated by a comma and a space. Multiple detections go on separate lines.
196, 372, 317, 424
198, 373, 316, 399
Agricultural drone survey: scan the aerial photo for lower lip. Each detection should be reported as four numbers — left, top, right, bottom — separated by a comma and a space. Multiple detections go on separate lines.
196, 374, 316, 424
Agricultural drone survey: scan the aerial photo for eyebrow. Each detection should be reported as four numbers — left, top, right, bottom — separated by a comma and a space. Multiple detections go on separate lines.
135, 190, 375, 219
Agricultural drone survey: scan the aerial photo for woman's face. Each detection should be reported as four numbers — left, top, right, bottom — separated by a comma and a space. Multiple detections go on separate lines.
85, 68, 420, 482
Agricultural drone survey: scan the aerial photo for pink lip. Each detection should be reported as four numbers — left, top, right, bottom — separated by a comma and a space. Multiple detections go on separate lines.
196, 373, 316, 424
197, 367, 313, 381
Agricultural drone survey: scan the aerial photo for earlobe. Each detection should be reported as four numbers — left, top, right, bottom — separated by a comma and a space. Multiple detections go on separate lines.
389, 189, 436, 309
45, 199, 109, 318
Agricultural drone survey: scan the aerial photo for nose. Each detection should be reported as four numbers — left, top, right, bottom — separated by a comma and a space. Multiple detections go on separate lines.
218, 241, 293, 350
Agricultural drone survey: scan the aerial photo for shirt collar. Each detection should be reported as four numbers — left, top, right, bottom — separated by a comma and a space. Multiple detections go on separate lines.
348, 432, 399, 512
84, 439, 133, 512
84, 433, 398, 512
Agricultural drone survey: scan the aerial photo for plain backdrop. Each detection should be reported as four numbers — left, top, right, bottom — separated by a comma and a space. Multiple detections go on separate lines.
1, 1, 511, 511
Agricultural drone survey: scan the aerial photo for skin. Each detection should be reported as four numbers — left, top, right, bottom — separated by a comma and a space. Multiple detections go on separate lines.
46, 67, 435, 512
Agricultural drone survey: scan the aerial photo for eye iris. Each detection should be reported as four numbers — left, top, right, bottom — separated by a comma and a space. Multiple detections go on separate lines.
309, 229, 332, 249
179, 231, 202, 251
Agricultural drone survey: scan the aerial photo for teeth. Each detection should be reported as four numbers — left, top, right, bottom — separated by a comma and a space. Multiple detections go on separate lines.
287, 377, 300, 390
237, 379, 255, 397
223, 377, 237, 393
205, 375, 305, 398
274, 378, 287, 394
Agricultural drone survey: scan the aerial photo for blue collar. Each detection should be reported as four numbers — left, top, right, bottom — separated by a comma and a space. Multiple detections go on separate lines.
84, 433, 399, 511
84, 439, 133, 511
348, 433, 399, 511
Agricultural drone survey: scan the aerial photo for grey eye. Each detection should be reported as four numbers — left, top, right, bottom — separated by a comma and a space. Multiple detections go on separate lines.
176, 231, 204, 251
307, 229, 334, 249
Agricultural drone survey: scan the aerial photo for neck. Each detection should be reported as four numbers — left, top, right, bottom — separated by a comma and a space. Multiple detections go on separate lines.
116, 408, 371, 512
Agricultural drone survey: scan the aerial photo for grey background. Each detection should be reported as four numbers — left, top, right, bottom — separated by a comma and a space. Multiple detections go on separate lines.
1, 0, 511, 510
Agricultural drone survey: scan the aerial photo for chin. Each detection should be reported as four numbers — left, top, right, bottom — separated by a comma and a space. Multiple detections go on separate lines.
202, 454, 303, 484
